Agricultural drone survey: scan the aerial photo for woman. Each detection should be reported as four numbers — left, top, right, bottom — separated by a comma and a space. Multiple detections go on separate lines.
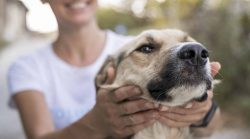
8, 0, 221, 139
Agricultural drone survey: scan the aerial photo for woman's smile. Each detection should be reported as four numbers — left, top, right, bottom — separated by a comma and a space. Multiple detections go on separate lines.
48, 0, 98, 26
65, 1, 91, 12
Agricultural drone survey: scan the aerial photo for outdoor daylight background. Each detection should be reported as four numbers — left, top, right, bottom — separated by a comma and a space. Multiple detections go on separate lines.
0, 0, 250, 139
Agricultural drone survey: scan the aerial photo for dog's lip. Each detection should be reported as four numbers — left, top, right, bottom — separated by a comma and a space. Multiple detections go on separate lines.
147, 73, 212, 102
194, 91, 208, 102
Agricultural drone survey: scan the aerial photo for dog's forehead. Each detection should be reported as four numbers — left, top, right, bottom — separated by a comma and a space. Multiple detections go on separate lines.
139, 29, 188, 44
112, 29, 193, 61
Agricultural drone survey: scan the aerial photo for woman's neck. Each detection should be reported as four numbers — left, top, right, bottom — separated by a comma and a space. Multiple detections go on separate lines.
53, 20, 106, 67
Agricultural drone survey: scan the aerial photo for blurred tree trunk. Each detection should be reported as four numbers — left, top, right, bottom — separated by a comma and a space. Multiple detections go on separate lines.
0, 0, 6, 38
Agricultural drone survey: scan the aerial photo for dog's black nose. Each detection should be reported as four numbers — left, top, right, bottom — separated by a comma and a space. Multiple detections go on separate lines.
178, 43, 209, 66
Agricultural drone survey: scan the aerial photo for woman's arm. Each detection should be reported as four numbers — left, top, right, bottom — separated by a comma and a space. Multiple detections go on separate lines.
14, 91, 54, 139
14, 91, 93, 139
14, 86, 158, 139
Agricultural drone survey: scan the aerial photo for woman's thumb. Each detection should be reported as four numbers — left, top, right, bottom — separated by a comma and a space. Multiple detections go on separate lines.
105, 67, 116, 84
210, 62, 221, 77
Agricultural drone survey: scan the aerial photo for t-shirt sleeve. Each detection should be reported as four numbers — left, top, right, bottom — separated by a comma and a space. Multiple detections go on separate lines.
7, 57, 44, 108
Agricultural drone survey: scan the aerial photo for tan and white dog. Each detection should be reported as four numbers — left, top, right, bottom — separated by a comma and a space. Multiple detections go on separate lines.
95, 29, 214, 139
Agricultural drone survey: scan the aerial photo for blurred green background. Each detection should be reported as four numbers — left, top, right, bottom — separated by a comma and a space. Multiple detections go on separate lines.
0, 0, 250, 132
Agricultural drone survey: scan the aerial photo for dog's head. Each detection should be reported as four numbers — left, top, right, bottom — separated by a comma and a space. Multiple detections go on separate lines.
96, 29, 212, 106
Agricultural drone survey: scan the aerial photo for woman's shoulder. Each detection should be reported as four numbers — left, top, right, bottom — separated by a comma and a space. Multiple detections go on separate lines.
7, 44, 52, 107
10, 44, 52, 68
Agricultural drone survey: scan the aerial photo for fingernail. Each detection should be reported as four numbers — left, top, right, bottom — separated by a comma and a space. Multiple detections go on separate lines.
215, 62, 221, 69
185, 103, 193, 108
160, 106, 169, 111
211, 62, 221, 71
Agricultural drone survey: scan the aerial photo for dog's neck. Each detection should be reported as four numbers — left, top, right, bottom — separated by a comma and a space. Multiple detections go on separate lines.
133, 122, 191, 139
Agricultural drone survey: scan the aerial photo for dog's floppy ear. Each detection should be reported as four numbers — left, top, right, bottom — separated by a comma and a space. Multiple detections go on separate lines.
95, 56, 116, 91
95, 51, 127, 91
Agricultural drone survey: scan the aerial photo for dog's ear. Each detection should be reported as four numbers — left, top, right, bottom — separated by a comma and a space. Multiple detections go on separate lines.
95, 56, 116, 91
95, 49, 127, 92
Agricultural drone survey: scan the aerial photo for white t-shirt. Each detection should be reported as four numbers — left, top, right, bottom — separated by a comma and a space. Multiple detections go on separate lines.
8, 31, 133, 129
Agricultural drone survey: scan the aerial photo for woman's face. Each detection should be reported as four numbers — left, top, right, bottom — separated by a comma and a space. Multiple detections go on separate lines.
44, 0, 98, 28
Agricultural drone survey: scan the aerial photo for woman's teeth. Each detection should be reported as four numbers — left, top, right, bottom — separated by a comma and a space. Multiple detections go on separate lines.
69, 2, 88, 9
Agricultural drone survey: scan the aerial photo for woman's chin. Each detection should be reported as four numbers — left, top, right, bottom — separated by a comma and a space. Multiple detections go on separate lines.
59, 15, 95, 29
78, 16, 96, 25
58, 5, 97, 28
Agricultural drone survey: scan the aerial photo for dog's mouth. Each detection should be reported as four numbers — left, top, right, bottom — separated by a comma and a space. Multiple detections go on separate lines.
147, 42, 212, 106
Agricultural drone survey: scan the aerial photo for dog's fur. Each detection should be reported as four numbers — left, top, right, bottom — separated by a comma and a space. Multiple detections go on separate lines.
95, 29, 214, 139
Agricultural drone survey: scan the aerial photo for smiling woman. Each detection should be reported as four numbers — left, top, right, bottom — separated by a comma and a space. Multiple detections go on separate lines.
19, 0, 121, 33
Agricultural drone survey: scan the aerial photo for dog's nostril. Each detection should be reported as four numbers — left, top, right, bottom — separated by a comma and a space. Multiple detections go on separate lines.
201, 50, 209, 59
180, 49, 196, 59
178, 43, 209, 66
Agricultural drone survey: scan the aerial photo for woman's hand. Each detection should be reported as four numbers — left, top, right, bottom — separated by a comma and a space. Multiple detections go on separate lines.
82, 68, 158, 139
158, 91, 213, 127
158, 62, 221, 128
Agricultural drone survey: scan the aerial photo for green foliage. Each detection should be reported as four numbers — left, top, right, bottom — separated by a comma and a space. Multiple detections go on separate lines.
97, 8, 152, 32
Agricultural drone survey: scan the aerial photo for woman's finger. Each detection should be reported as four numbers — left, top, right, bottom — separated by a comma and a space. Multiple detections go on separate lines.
162, 100, 211, 115
210, 62, 221, 77
111, 86, 142, 103
160, 111, 206, 123
118, 99, 155, 115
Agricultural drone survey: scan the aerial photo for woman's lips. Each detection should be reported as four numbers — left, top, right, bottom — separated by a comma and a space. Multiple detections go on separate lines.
65, 1, 90, 11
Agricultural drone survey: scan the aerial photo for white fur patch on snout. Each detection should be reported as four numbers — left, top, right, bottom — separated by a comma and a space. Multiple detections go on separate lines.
160, 83, 207, 107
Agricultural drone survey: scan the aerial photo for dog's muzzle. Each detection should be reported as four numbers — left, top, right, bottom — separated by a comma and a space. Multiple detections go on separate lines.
147, 43, 212, 102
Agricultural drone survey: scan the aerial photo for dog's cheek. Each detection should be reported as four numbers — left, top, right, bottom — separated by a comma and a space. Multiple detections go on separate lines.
130, 53, 152, 68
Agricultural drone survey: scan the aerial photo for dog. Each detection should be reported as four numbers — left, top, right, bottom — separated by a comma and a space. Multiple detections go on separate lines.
95, 29, 214, 139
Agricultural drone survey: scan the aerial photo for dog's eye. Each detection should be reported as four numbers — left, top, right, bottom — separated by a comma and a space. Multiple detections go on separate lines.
136, 44, 155, 54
